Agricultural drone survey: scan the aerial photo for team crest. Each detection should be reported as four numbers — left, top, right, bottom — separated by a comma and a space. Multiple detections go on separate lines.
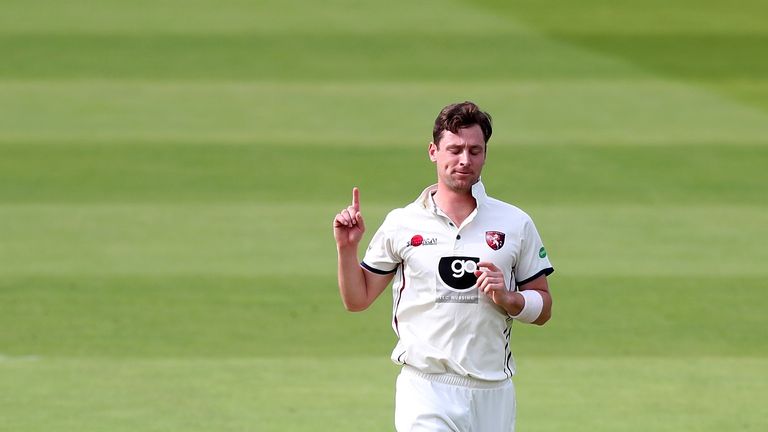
485, 231, 505, 250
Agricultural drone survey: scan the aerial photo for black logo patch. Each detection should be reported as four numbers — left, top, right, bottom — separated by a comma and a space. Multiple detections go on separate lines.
437, 256, 480, 291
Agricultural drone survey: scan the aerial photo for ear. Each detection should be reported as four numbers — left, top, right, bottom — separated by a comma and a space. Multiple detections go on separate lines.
428, 142, 438, 162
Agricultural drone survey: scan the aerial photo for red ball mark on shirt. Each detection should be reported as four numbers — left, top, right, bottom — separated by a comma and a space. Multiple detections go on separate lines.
410, 235, 423, 247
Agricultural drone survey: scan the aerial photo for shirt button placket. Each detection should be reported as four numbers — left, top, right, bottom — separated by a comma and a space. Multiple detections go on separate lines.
451, 222, 462, 250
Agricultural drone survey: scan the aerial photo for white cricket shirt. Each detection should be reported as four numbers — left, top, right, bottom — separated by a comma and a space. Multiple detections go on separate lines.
361, 180, 554, 381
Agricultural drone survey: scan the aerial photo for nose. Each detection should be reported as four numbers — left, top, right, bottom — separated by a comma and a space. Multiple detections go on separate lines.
459, 149, 471, 166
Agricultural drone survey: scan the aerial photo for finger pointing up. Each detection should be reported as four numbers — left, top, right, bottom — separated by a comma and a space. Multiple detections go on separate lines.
352, 187, 360, 211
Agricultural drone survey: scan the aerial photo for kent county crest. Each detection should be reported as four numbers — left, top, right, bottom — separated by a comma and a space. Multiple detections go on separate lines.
485, 231, 505, 250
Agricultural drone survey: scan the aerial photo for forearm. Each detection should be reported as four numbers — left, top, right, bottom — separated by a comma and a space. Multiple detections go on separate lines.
528, 289, 552, 325
336, 245, 371, 311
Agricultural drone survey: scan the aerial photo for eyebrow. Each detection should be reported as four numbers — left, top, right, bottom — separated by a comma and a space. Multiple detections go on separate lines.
445, 143, 483, 150
447, 143, 478, 147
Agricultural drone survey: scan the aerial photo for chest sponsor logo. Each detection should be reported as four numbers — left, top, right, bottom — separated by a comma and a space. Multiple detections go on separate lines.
485, 231, 505, 250
436, 256, 480, 304
407, 234, 437, 247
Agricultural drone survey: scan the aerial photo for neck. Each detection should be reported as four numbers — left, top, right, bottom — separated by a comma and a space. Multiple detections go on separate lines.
433, 184, 477, 226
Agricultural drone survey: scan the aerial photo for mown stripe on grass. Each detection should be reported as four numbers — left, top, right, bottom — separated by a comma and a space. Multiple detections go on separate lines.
0, 203, 765, 278
2, 79, 768, 145
0, 274, 765, 357
0, 143, 766, 205
0, 32, 645, 81
0, 0, 516, 35
1, 355, 765, 431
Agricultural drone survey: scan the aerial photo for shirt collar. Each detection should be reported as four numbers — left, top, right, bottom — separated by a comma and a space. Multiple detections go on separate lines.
416, 178, 488, 210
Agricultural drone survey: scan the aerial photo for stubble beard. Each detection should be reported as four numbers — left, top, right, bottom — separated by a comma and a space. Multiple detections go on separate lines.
443, 172, 478, 194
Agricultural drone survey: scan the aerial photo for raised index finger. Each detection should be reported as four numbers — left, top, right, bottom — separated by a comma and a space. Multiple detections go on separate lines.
352, 187, 360, 211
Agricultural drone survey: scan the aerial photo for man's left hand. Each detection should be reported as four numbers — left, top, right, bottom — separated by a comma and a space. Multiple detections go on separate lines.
475, 262, 522, 314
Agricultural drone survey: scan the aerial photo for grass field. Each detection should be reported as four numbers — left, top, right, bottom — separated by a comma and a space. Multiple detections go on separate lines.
1, 1, 767, 431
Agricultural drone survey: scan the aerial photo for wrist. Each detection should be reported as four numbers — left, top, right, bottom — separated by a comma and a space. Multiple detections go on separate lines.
502, 291, 525, 316
336, 243, 359, 255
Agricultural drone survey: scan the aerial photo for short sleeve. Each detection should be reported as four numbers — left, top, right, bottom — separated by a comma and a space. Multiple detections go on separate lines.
361, 212, 401, 275
514, 217, 554, 286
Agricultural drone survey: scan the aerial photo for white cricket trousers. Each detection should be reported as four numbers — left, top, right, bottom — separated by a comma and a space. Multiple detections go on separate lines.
395, 365, 516, 432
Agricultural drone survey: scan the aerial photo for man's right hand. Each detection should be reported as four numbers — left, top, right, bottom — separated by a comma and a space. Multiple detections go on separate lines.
333, 187, 392, 312
333, 187, 366, 249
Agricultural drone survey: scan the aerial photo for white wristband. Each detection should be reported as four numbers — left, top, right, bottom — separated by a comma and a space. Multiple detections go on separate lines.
510, 290, 543, 323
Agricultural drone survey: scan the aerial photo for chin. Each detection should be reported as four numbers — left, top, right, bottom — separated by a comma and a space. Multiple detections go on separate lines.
447, 180, 474, 193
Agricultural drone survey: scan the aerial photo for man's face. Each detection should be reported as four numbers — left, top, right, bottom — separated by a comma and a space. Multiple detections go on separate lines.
429, 124, 486, 193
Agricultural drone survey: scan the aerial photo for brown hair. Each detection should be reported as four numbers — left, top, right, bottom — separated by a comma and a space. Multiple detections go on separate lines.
432, 101, 492, 147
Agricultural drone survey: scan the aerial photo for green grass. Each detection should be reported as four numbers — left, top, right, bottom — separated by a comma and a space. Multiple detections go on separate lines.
2, 274, 765, 357
0, 357, 399, 431
1, 0, 767, 430
1, 143, 767, 204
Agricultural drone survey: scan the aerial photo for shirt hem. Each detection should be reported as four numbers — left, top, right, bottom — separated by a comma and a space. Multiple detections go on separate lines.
401, 365, 511, 388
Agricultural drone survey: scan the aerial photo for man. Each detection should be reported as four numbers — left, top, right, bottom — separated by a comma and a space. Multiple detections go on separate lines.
333, 101, 554, 431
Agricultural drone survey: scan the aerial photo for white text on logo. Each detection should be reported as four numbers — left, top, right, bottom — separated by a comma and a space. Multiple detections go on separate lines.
451, 259, 478, 278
